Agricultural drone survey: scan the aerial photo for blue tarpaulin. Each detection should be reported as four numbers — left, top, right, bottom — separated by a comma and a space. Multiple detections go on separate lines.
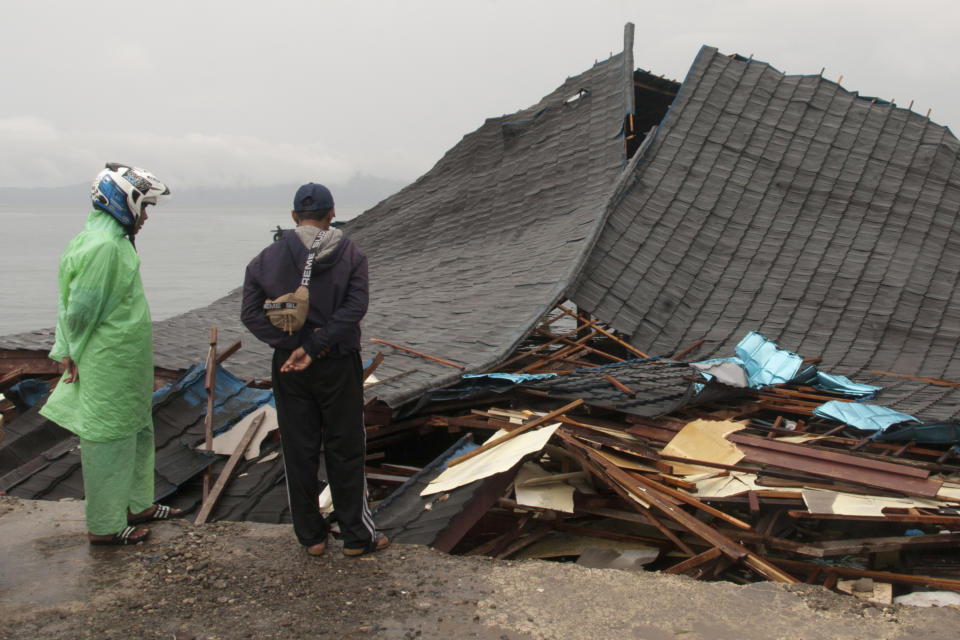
153, 363, 274, 435
813, 401, 919, 432
734, 331, 803, 388
5, 379, 50, 409
462, 372, 558, 383
813, 372, 880, 398
693, 332, 883, 401
875, 423, 960, 445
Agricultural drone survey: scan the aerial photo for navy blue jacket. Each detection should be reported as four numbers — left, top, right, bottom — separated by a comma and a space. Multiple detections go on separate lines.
241, 229, 369, 357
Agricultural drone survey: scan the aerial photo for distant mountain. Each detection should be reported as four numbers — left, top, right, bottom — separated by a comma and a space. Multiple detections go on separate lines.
0, 173, 408, 215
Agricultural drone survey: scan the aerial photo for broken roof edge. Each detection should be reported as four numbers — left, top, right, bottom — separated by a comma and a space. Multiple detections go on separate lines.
346, 29, 638, 240
457, 26, 642, 394
705, 45, 959, 139
361, 27, 643, 411
367, 283, 572, 412
560, 45, 688, 326
570, 43, 960, 357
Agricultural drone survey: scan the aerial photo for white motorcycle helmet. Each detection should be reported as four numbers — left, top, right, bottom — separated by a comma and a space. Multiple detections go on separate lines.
91, 162, 170, 230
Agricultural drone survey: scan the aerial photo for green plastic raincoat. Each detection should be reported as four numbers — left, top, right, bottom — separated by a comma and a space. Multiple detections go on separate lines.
40, 210, 154, 442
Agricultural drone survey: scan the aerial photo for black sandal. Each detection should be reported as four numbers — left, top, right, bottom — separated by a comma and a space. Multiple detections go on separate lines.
128, 504, 183, 525
89, 526, 150, 546
343, 533, 389, 557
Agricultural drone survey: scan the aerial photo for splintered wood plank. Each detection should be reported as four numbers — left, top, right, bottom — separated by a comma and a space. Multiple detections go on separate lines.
748, 491, 760, 514
431, 463, 523, 554
790, 532, 960, 558
823, 571, 839, 590
558, 430, 797, 584
0, 355, 60, 376
430, 414, 516, 432
771, 558, 960, 592
446, 399, 584, 468
870, 369, 960, 389
215, 340, 243, 365
634, 505, 697, 556
628, 471, 752, 530
664, 547, 722, 576
734, 444, 942, 497
498, 324, 595, 370
0, 367, 24, 387
731, 434, 932, 479
495, 528, 553, 560
194, 412, 265, 526
672, 339, 705, 361
604, 374, 636, 396
521, 343, 593, 373
556, 305, 650, 358
369, 339, 464, 370
535, 328, 624, 363
787, 510, 960, 527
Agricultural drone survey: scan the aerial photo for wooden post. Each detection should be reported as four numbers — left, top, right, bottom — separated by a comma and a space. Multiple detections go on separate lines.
202, 328, 218, 503
194, 412, 265, 526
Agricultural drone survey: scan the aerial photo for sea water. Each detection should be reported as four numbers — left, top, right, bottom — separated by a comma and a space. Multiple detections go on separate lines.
0, 204, 362, 337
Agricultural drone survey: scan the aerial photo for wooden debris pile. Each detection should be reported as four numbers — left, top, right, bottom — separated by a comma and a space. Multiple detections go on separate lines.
3, 301, 960, 605
361, 304, 960, 603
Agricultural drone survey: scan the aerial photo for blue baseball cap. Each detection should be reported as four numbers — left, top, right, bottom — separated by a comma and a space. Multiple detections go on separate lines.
293, 182, 335, 212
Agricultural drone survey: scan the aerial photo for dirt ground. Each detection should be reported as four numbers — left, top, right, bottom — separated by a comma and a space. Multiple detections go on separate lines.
2, 496, 960, 640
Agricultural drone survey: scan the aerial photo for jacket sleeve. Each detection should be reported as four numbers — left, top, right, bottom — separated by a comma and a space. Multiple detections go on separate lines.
303, 252, 369, 357
241, 258, 290, 348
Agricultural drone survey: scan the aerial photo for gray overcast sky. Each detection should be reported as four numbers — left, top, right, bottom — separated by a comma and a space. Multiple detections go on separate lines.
2, 0, 958, 190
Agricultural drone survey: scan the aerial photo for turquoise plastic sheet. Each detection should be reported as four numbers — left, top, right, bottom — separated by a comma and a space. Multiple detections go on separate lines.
734, 331, 803, 388
814, 371, 880, 398
462, 372, 557, 383
813, 401, 919, 432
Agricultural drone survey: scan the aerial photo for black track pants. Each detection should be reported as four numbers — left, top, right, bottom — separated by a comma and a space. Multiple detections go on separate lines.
272, 349, 375, 548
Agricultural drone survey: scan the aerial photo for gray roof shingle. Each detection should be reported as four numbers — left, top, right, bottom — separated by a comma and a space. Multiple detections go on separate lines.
0, 29, 636, 408
8, 36, 960, 421
571, 47, 960, 421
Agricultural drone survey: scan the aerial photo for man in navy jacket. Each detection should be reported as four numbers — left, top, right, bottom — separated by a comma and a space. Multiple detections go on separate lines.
241, 182, 387, 557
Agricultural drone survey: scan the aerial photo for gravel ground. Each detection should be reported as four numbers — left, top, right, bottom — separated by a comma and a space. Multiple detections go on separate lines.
2, 496, 960, 639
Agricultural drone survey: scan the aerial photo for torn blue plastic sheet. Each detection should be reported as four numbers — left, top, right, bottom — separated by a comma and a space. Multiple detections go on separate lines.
875, 424, 960, 445
5, 379, 50, 409
153, 363, 274, 435
734, 331, 803, 388
462, 372, 557, 383
813, 401, 919, 432
814, 372, 880, 398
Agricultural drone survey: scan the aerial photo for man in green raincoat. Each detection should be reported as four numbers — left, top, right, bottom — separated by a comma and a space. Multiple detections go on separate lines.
41, 163, 181, 545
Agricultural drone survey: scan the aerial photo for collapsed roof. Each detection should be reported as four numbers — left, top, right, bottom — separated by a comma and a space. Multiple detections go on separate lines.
4, 24, 960, 419
570, 45, 960, 421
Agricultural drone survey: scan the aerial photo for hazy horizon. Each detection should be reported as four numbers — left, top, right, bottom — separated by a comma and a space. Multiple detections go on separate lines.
0, 172, 408, 212
3, 1, 959, 192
